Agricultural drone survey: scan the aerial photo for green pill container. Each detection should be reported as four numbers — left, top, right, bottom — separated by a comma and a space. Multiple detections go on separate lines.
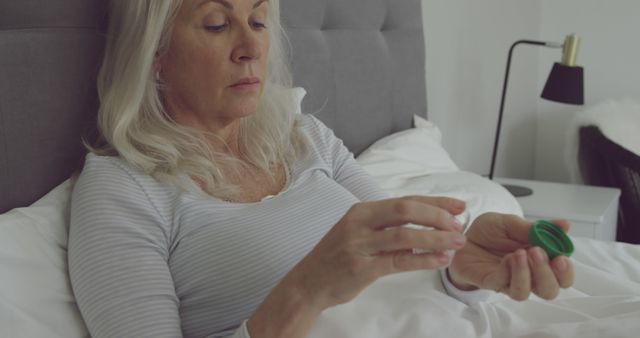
528, 220, 574, 258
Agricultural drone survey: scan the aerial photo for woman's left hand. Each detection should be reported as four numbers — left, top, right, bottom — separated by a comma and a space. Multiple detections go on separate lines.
448, 213, 574, 301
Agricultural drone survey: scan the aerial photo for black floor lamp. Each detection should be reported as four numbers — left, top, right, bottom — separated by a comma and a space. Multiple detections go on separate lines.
489, 34, 585, 197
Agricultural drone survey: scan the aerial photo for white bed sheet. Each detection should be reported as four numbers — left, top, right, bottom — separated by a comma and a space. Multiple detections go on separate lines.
307, 234, 640, 338
305, 119, 640, 338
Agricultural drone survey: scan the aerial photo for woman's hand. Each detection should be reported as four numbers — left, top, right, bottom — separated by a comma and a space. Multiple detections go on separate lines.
448, 213, 574, 301
291, 196, 467, 310
248, 196, 467, 338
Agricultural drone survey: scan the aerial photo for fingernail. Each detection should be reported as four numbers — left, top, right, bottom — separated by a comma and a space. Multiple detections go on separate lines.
454, 211, 470, 231
452, 217, 464, 232
453, 216, 462, 225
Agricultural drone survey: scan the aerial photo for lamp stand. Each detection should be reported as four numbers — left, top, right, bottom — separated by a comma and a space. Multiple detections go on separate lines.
488, 40, 561, 198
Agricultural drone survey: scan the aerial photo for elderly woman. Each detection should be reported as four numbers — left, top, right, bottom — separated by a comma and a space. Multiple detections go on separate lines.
68, 0, 575, 337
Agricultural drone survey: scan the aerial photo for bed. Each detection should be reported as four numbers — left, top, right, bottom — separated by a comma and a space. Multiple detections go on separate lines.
1, 1, 639, 337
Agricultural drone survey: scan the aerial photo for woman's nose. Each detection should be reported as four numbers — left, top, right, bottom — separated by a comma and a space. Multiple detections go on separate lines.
231, 29, 263, 63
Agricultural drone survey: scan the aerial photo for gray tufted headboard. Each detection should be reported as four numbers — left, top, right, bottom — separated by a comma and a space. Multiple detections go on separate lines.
0, 0, 108, 213
0, 0, 426, 213
281, 0, 426, 155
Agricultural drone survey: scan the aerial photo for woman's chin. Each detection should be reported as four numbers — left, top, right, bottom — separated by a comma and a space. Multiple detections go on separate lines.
215, 107, 258, 122
225, 98, 261, 118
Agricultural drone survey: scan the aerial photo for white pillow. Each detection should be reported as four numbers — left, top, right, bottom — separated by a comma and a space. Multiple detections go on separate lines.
356, 115, 459, 183
273, 85, 306, 115
0, 179, 89, 338
356, 116, 522, 222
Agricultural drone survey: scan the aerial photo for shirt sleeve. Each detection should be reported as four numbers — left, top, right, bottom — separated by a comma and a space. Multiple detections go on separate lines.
439, 221, 494, 306
440, 268, 494, 306
306, 115, 389, 202
68, 157, 184, 338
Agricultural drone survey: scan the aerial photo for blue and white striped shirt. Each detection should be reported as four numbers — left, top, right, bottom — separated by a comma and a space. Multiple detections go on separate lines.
68, 115, 389, 337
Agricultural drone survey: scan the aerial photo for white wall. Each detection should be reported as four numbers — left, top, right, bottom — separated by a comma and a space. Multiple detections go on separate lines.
534, 0, 640, 182
422, 0, 541, 178
422, 0, 640, 183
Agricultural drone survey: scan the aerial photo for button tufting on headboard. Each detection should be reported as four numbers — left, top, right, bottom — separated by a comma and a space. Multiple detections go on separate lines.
280, 0, 327, 29
281, 0, 426, 155
0, 0, 108, 30
0, 0, 107, 213
322, 0, 387, 30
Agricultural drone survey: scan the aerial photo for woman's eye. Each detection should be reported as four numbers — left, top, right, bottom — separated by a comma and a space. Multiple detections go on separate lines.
252, 21, 267, 30
205, 24, 227, 32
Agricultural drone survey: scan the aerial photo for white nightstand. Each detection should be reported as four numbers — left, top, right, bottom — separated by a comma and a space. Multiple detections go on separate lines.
496, 178, 621, 241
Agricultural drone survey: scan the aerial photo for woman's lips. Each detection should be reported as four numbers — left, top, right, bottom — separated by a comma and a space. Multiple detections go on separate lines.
229, 77, 261, 91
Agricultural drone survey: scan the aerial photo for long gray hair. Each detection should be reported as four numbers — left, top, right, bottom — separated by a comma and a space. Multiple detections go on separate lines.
93, 0, 307, 198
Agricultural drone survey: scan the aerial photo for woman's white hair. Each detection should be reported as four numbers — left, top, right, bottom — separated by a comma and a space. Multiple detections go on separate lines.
93, 0, 307, 199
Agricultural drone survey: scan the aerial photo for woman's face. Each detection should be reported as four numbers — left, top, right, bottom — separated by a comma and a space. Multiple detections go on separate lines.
159, 0, 270, 129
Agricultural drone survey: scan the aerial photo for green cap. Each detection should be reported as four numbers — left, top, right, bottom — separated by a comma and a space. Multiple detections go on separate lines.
528, 220, 574, 258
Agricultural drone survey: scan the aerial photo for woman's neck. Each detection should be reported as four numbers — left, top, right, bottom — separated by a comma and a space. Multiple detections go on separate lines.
163, 97, 244, 155
171, 113, 243, 155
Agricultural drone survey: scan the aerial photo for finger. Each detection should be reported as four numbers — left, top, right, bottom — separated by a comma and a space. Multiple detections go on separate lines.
497, 218, 570, 253
480, 254, 511, 293
358, 198, 460, 232
551, 256, 574, 289
369, 228, 466, 254
549, 219, 571, 233
528, 247, 560, 300
473, 213, 532, 252
405, 196, 466, 215
499, 214, 534, 244
508, 249, 531, 301
376, 250, 450, 274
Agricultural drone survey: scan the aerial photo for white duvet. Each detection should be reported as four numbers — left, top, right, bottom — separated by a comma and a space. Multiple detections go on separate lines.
306, 117, 640, 338
308, 234, 640, 338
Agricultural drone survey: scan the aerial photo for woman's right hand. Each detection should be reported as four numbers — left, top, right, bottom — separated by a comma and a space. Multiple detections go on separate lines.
290, 195, 468, 310
247, 196, 467, 338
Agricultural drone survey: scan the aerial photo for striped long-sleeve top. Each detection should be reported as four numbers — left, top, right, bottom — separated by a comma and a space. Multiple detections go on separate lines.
68, 115, 392, 337
69, 114, 487, 338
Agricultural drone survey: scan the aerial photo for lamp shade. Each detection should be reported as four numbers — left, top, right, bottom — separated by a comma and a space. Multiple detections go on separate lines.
541, 62, 584, 105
